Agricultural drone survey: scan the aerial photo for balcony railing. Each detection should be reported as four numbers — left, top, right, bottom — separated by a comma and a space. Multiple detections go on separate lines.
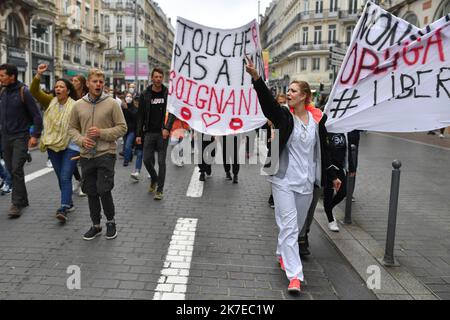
74, 57, 81, 63
126, 25, 133, 33
272, 41, 342, 62
116, 25, 122, 32
104, 49, 124, 57
267, 9, 354, 46
63, 54, 71, 61
86, 60, 91, 66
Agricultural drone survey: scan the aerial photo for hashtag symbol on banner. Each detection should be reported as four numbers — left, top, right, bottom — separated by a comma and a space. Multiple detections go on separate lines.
330, 89, 360, 119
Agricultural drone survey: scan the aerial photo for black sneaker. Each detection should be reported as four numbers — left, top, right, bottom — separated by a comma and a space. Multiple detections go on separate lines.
106, 221, 117, 240
83, 226, 102, 240
225, 172, 232, 180
199, 172, 206, 181
56, 207, 68, 223
26, 153, 32, 163
232, 175, 238, 184
268, 194, 275, 208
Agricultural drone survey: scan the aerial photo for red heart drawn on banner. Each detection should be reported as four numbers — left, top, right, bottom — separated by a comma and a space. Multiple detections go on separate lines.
202, 113, 221, 128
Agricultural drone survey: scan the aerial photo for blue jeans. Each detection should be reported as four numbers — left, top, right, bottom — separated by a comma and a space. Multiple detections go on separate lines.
0, 160, 12, 186
124, 132, 136, 163
135, 148, 143, 171
48, 148, 79, 207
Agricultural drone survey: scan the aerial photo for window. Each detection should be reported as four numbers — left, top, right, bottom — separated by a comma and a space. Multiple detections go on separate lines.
94, 10, 99, 28
74, 44, 81, 63
304, 0, 309, 13
434, 0, 450, 20
328, 25, 336, 44
327, 58, 332, 70
105, 15, 110, 32
32, 24, 50, 55
403, 12, 419, 27
116, 15, 122, 31
126, 37, 132, 47
349, 0, 358, 15
301, 58, 308, 71
329, 0, 338, 12
64, 41, 71, 61
85, 7, 90, 29
315, 0, 323, 14
312, 58, 320, 71
314, 26, 322, 45
302, 27, 309, 45
6, 15, 20, 46
117, 35, 122, 50
346, 25, 355, 45
86, 48, 92, 65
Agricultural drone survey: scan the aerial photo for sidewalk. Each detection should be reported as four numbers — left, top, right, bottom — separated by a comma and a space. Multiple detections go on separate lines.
314, 131, 450, 300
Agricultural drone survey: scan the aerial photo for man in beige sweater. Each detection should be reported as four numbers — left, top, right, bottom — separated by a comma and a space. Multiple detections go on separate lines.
69, 68, 127, 240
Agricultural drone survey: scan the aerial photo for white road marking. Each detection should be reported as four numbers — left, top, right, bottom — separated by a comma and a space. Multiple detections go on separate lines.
25, 168, 54, 183
153, 217, 198, 300
186, 167, 203, 198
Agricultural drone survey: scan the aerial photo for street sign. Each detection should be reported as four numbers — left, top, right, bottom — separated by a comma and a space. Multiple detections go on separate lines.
330, 46, 347, 55
330, 52, 345, 62
330, 58, 343, 66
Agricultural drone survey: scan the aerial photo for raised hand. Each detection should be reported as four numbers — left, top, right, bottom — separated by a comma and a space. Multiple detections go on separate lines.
244, 55, 260, 81
37, 64, 48, 75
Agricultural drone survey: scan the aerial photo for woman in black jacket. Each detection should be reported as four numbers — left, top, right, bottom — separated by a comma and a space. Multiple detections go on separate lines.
246, 58, 341, 293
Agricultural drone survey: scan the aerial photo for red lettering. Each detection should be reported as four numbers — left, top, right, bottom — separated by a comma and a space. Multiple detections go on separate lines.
340, 43, 358, 84
168, 70, 176, 95
195, 85, 209, 109
175, 76, 185, 100
422, 29, 445, 65
208, 87, 224, 113
353, 47, 379, 85
183, 78, 197, 106
222, 90, 236, 115
402, 41, 423, 66
239, 89, 251, 115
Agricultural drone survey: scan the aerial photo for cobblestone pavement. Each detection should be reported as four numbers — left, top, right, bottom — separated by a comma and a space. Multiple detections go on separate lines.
0, 147, 375, 300
347, 132, 450, 299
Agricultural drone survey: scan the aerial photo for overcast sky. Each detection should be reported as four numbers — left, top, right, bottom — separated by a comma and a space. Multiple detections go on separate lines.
158, 0, 273, 29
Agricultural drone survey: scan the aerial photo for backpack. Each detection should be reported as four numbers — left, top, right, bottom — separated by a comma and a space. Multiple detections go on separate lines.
0, 84, 25, 104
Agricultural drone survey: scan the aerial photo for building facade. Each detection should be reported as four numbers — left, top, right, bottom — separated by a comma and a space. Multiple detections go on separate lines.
54, 0, 108, 82
0, 0, 40, 84
386, 0, 450, 26
260, 0, 363, 95
102, 0, 174, 92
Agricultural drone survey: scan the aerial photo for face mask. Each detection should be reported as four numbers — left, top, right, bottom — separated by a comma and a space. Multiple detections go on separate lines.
129, 88, 135, 94
125, 97, 133, 104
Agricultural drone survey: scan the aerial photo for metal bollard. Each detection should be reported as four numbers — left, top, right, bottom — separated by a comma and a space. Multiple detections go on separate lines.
344, 144, 357, 224
382, 160, 402, 267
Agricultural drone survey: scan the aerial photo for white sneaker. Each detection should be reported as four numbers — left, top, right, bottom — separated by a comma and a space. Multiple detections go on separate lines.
439, 134, 445, 139
46, 159, 53, 168
328, 219, 340, 232
79, 189, 87, 197
72, 180, 81, 193
147, 174, 151, 179
130, 171, 140, 182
